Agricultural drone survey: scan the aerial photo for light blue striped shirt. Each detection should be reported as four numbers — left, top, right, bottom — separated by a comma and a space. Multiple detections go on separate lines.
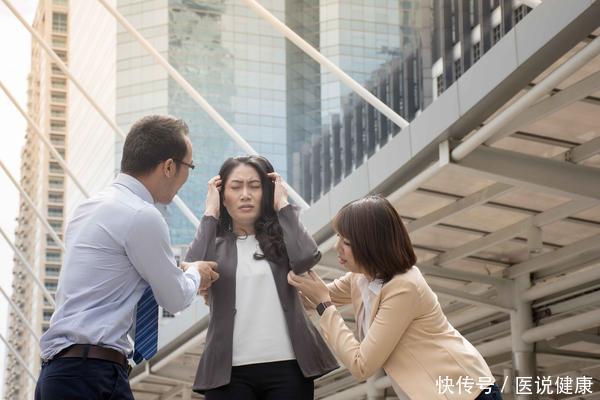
40, 173, 200, 359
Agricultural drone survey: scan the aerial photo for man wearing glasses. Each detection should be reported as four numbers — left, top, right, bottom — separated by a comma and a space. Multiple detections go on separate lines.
35, 115, 219, 400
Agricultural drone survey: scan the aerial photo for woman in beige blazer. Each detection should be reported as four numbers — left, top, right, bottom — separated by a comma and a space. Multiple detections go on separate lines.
288, 195, 502, 400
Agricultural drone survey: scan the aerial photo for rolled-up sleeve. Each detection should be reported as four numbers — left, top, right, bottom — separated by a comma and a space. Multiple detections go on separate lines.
125, 205, 200, 314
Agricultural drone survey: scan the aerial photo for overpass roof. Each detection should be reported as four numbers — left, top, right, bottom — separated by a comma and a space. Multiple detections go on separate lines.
129, 1, 600, 398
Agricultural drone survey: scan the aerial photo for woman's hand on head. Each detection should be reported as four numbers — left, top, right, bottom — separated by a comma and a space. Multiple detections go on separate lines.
287, 270, 331, 306
205, 175, 222, 218
268, 172, 289, 212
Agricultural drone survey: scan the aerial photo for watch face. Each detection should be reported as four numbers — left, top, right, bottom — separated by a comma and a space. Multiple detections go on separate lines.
316, 303, 325, 315
317, 302, 331, 316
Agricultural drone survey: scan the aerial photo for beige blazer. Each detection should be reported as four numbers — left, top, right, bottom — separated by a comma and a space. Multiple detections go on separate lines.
320, 266, 494, 400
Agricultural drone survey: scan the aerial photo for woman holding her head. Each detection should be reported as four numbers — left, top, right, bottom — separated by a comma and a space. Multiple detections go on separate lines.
288, 195, 502, 400
185, 155, 337, 399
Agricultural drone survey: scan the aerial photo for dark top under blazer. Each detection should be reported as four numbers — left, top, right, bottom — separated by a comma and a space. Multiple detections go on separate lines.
185, 204, 339, 392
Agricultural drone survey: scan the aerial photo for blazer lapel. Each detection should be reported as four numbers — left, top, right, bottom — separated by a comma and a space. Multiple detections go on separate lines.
268, 260, 289, 310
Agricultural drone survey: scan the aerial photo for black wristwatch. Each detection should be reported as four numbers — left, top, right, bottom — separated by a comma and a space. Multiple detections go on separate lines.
316, 301, 333, 316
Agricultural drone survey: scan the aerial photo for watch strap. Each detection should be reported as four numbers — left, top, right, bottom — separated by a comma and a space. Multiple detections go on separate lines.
316, 301, 333, 316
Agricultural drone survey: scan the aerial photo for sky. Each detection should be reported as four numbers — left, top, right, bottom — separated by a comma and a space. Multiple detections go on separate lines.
0, 0, 38, 393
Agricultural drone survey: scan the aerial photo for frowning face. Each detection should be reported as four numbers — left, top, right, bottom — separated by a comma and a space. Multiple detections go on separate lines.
222, 164, 263, 229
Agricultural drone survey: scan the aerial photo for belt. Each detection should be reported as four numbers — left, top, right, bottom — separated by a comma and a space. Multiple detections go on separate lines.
54, 344, 128, 369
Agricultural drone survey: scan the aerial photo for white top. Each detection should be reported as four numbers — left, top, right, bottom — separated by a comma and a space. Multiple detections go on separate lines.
232, 235, 295, 366
356, 275, 383, 338
356, 275, 409, 400
40, 174, 200, 359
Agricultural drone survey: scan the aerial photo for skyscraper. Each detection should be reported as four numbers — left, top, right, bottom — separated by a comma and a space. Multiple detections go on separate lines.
67, 0, 439, 243
68, 0, 289, 246
3, 1, 69, 398
298, 0, 533, 204
287, 0, 432, 202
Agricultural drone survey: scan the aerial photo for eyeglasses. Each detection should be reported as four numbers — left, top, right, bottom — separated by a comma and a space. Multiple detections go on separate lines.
175, 159, 195, 170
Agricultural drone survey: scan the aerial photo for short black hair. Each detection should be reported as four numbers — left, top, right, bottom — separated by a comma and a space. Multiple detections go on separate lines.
334, 195, 417, 282
121, 115, 189, 176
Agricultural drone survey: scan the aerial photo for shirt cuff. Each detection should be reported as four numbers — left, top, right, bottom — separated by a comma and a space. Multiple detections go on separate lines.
184, 266, 201, 290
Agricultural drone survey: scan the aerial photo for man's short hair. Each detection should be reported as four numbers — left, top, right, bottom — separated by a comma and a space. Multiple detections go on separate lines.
121, 115, 189, 176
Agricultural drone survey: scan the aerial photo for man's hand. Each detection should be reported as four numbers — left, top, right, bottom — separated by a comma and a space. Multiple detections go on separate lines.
182, 261, 219, 291
198, 261, 219, 291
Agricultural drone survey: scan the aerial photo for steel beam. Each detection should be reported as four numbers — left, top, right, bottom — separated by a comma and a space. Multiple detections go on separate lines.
94, 0, 308, 210
3, 0, 220, 223
453, 146, 600, 201
408, 215, 562, 251
0, 332, 37, 383
429, 284, 514, 313
242, 0, 409, 130
433, 218, 532, 266
416, 187, 600, 230
547, 332, 600, 348
451, 36, 600, 160
536, 344, 600, 363
0, 160, 65, 251
508, 233, 600, 278
418, 265, 511, 287
565, 136, 600, 163
407, 183, 514, 232
523, 265, 600, 301
425, 198, 595, 267
522, 308, 600, 344
0, 226, 57, 307
487, 70, 600, 145
0, 284, 40, 343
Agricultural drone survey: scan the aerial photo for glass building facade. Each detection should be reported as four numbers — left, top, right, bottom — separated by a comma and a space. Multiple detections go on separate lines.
114, 0, 437, 243
287, 0, 431, 201
296, 0, 532, 204
111, 0, 531, 242
116, 0, 287, 245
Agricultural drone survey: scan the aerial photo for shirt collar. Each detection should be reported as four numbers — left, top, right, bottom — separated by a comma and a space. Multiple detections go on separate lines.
114, 173, 154, 204
357, 274, 383, 296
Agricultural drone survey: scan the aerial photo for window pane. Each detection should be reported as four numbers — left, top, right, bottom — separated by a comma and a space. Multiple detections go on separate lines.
52, 12, 67, 33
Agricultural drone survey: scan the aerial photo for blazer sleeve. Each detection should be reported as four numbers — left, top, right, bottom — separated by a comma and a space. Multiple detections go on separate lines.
319, 279, 419, 381
185, 215, 218, 262
327, 272, 353, 306
276, 204, 321, 274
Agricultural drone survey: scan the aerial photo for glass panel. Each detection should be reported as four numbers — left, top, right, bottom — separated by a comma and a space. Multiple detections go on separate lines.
52, 12, 67, 33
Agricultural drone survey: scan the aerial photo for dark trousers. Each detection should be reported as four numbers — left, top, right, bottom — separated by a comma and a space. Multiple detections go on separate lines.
34, 357, 134, 400
475, 384, 503, 400
205, 360, 314, 400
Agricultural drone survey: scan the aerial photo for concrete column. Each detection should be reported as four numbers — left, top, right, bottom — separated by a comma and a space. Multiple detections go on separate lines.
509, 226, 540, 399
503, 366, 514, 399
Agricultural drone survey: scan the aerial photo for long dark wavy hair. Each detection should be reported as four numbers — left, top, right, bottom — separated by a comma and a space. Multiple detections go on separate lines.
216, 155, 287, 263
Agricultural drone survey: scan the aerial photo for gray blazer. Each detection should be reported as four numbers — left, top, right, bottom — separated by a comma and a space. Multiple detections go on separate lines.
185, 205, 339, 392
